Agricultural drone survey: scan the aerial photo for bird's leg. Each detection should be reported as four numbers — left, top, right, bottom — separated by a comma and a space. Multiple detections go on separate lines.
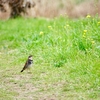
27, 68, 32, 74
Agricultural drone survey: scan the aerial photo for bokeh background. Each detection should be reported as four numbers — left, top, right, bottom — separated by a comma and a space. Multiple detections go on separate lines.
0, 0, 100, 20
34, 0, 100, 18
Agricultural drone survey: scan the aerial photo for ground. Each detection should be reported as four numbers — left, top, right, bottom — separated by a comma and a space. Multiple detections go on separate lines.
0, 17, 100, 100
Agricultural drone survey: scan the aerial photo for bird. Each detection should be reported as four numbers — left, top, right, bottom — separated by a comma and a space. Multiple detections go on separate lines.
21, 55, 33, 72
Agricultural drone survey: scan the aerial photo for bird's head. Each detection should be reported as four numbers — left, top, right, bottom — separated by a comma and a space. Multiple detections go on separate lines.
28, 55, 33, 60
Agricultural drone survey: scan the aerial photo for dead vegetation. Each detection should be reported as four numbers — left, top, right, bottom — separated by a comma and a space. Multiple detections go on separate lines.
0, 3, 11, 20
0, 0, 100, 20
0, 0, 36, 20
34, 0, 100, 18
70, 0, 100, 18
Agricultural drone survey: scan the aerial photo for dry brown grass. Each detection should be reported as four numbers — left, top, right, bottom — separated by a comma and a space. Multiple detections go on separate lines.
0, 3, 11, 20
70, 0, 100, 18
0, 0, 100, 20
34, 0, 100, 18
34, 0, 74, 18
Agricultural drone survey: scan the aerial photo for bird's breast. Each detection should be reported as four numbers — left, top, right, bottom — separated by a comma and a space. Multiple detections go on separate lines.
28, 60, 33, 65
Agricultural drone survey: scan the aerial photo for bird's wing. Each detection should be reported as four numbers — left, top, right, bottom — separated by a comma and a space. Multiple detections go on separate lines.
22, 60, 28, 70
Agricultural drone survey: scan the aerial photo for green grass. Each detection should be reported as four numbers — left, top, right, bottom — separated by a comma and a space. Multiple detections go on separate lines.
0, 16, 100, 100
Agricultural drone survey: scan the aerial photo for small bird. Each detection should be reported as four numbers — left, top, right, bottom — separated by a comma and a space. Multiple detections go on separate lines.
21, 55, 33, 72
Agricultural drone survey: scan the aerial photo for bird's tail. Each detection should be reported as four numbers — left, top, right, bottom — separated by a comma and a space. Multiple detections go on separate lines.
21, 69, 24, 72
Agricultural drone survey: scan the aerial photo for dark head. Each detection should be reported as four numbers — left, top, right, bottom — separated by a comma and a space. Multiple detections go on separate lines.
28, 55, 33, 58
28, 55, 33, 60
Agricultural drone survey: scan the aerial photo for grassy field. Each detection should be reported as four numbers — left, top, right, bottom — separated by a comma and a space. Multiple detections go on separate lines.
0, 16, 100, 100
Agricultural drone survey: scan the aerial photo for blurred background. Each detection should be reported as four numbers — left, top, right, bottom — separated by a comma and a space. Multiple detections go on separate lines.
34, 0, 100, 18
0, 0, 100, 20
